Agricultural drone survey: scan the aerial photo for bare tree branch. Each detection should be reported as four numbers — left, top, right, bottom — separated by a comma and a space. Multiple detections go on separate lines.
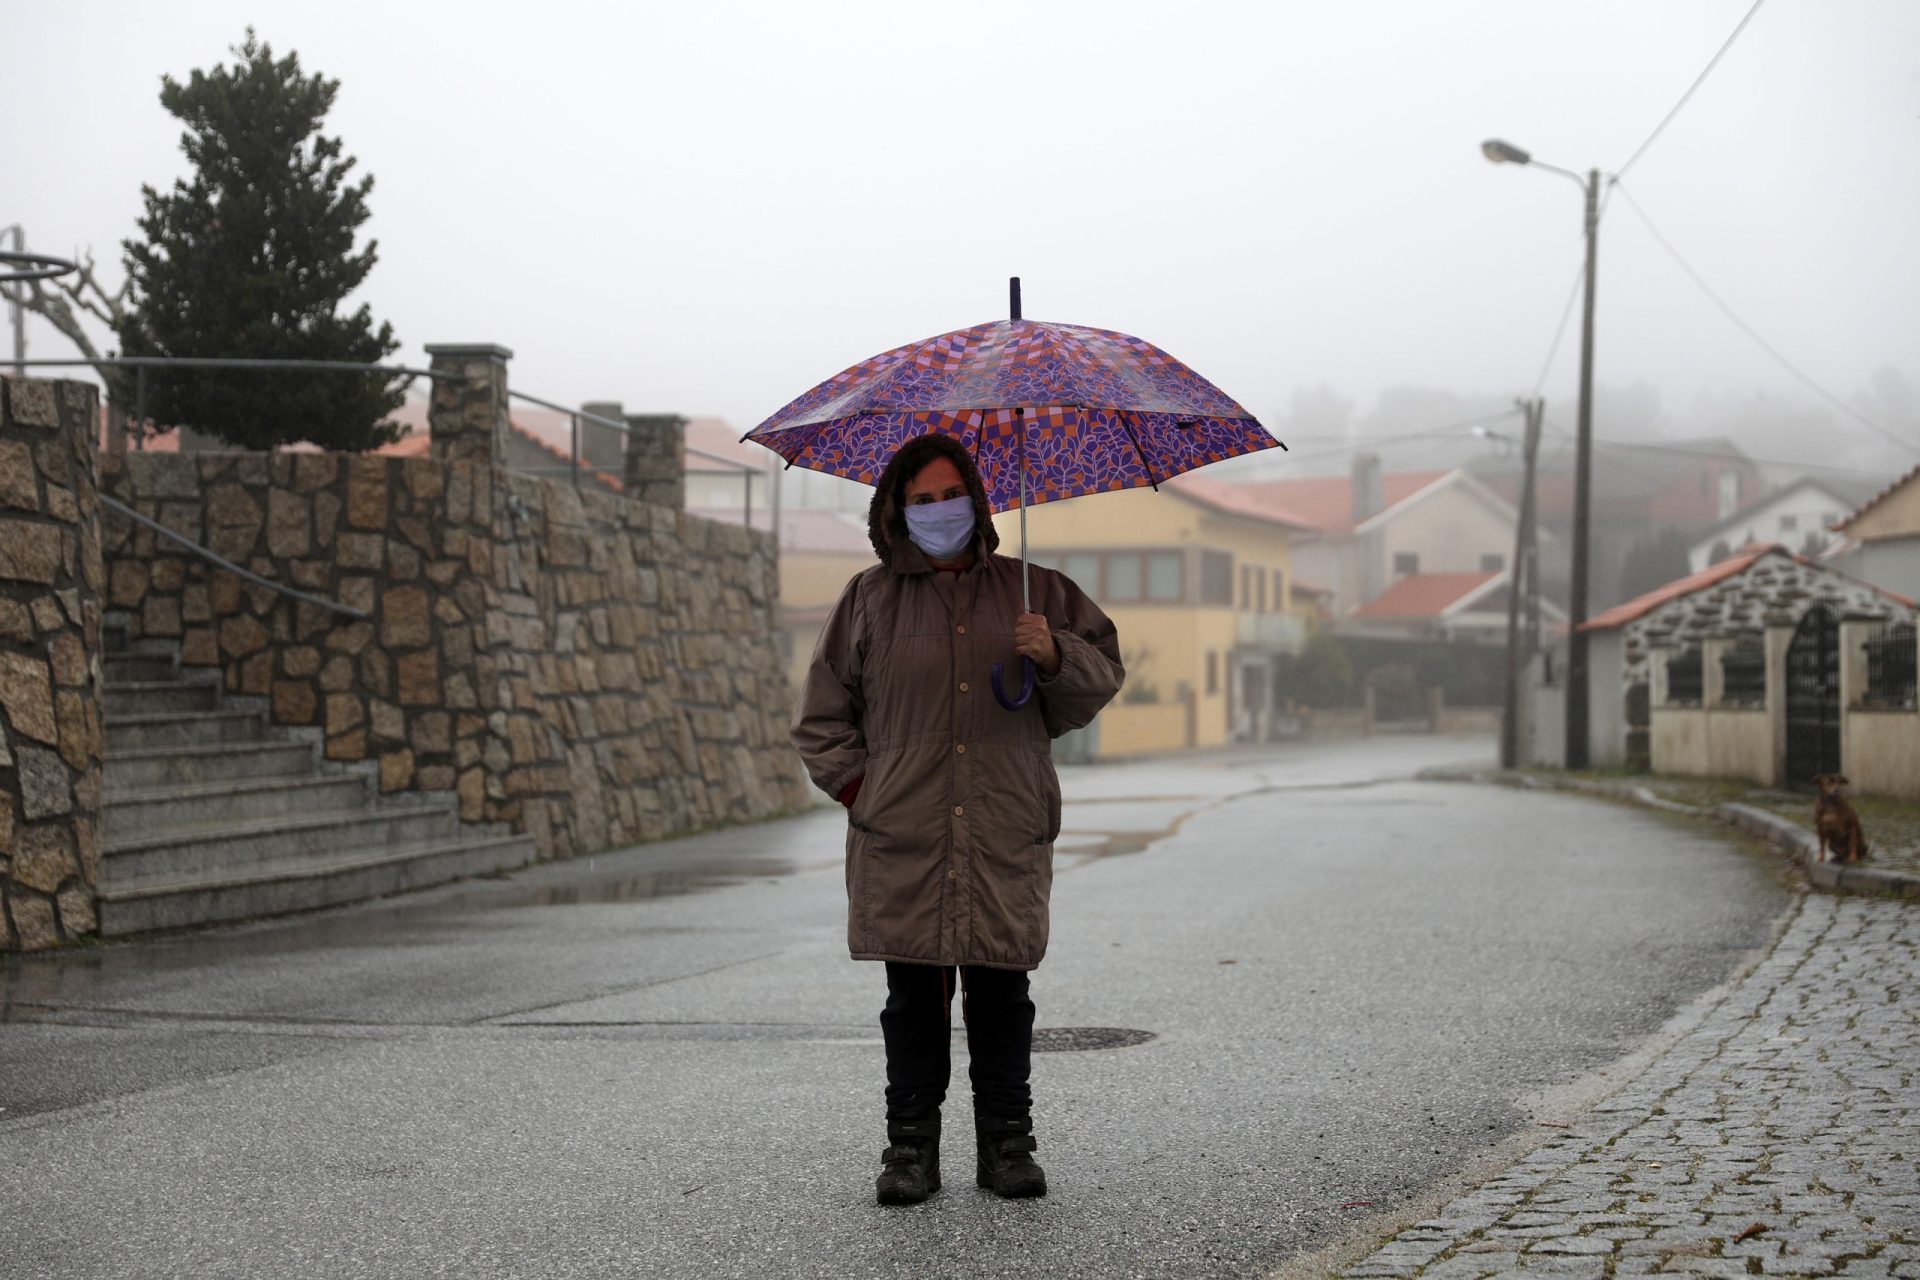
2, 245, 140, 442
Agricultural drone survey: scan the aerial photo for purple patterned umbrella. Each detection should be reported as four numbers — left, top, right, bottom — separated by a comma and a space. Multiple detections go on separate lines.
743, 280, 1283, 513
743, 279, 1286, 707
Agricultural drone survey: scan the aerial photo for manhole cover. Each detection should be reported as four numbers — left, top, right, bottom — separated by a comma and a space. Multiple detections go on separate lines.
1031, 1027, 1156, 1053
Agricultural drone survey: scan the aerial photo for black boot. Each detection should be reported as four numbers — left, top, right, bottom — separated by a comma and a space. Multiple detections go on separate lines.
875, 1114, 941, 1206
975, 1117, 1046, 1199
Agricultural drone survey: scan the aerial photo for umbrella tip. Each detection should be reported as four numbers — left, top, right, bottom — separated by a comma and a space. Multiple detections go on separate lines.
1009, 276, 1021, 322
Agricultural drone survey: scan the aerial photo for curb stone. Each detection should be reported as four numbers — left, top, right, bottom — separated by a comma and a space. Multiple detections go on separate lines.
1417, 766, 1920, 901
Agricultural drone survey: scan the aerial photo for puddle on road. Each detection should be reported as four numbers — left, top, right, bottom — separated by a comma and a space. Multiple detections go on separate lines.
517, 860, 800, 907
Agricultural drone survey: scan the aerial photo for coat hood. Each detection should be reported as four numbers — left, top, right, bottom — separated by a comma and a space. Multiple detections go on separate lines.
867, 433, 1002, 564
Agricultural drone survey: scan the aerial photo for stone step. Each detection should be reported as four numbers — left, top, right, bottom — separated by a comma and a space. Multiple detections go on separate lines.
105, 741, 319, 791
104, 709, 268, 751
104, 803, 463, 884
104, 774, 370, 836
96, 833, 538, 937
103, 653, 177, 683
104, 680, 222, 717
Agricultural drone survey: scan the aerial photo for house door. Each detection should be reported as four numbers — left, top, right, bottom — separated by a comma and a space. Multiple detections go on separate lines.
1784, 605, 1841, 787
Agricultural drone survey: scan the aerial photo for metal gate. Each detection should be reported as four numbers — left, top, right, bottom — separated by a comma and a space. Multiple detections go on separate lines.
1784, 605, 1841, 786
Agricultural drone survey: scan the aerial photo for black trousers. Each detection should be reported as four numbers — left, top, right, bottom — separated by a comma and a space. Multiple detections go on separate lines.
880, 962, 1035, 1128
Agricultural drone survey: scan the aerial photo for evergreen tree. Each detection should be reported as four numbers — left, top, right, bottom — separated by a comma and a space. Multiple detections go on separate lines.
118, 31, 403, 451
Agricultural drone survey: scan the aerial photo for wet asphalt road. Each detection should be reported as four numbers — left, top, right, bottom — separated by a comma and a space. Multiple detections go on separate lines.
0, 736, 1793, 1279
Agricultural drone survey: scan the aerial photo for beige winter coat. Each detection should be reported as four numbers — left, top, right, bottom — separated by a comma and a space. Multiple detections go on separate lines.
792, 538, 1124, 970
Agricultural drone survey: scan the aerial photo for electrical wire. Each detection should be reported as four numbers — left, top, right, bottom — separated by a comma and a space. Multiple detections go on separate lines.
1609, 181, 1919, 456
1261, 408, 1525, 467
1615, 0, 1769, 179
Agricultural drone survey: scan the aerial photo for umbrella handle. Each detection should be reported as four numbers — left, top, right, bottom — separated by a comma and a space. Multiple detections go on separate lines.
990, 656, 1036, 711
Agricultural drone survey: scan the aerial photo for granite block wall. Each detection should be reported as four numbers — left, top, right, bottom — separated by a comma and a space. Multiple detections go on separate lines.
99, 448, 809, 860
0, 377, 105, 950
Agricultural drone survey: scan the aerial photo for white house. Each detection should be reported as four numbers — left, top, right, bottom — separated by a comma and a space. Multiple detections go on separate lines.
1686, 477, 1882, 572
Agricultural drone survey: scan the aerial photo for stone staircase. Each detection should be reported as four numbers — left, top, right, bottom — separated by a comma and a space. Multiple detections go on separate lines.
98, 618, 537, 936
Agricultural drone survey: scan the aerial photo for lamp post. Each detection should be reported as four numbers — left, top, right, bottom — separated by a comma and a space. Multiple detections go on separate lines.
1483, 138, 1600, 769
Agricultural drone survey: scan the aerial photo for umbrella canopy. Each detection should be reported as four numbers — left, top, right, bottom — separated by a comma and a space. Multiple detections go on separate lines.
743, 312, 1283, 512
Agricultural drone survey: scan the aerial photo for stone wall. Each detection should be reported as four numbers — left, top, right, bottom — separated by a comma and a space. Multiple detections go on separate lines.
1, 378, 104, 950
100, 447, 809, 860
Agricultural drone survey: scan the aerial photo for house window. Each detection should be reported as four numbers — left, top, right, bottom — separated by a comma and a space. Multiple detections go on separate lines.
1107, 554, 1144, 602
1255, 569, 1268, 614
1393, 551, 1419, 576
1779, 513, 1799, 532
1200, 550, 1234, 605
1480, 553, 1504, 572
1273, 569, 1286, 609
1145, 553, 1183, 602
1206, 650, 1219, 694
1239, 565, 1252, 609
1061, 553, 1101, 595
1718, 472, 1739, 519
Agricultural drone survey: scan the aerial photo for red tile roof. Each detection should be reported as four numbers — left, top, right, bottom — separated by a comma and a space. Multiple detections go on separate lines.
1351, 571, 1500, 619
1582, 544, 1915, 632
1579, 548, 1774, 632
1163, 473, 1312, 528
1833, 462, 1920, 533
1224, 471, 1451, 533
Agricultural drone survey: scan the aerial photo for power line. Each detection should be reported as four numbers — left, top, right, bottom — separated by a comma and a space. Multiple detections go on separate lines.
1608, 180, 1919, 457
1615, 0, 1769, 178
1263, 408, 1525, 467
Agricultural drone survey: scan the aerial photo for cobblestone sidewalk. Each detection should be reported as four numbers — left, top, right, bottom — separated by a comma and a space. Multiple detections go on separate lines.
1339, 894, 1920, 1278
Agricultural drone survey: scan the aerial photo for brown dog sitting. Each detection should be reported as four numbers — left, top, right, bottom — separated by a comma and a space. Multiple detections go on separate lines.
1814, 774, 1870, 864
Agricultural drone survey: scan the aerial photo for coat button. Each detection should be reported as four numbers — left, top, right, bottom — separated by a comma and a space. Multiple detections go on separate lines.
959, 682, 969, 693
948, 869, 958, 881
956, 624, 967, 634
953, 805, 964, 817
955, 743, 966, 754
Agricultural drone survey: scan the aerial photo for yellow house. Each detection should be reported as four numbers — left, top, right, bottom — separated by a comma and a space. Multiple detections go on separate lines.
991, 474, 1312, 757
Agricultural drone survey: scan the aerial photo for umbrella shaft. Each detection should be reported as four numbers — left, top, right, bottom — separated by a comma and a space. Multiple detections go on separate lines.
1020, 449, 1029, 612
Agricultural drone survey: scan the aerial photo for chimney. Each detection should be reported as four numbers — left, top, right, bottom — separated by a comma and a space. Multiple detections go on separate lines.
1352, 451, 1384, 524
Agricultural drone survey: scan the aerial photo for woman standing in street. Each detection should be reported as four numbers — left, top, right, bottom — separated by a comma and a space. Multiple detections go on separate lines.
792, 433, 1125, 1206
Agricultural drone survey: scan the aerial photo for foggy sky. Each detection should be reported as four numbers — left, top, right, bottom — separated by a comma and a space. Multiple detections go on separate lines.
8, 1, 1919, 476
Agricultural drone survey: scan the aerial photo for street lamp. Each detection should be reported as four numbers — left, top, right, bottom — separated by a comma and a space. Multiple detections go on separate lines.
1483, 137, 1601, 770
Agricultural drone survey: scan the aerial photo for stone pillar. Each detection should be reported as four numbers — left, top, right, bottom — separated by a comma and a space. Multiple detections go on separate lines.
624, 413, 688, 509
0, 377, 104, 951
1701, 638, 1727, 709
426, 344, 513, 470
1838, 616, 1878, 710
1764, 618, 1796, 786
580, 400, 625, 478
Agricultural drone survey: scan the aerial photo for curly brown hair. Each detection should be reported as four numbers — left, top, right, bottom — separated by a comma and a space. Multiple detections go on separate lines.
866, 433, 1002, 561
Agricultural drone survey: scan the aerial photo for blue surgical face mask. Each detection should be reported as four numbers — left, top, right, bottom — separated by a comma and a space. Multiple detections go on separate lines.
903, 495, 976, 561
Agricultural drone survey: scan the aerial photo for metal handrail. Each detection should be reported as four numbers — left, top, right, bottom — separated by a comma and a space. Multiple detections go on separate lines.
98, 494, 369, 620
505, 388, 767, 520
11, 356, 457, 379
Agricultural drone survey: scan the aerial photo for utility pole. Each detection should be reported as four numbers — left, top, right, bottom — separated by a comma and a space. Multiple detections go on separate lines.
1501, 397, 1544, 769
1565, 168, 1600, 769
